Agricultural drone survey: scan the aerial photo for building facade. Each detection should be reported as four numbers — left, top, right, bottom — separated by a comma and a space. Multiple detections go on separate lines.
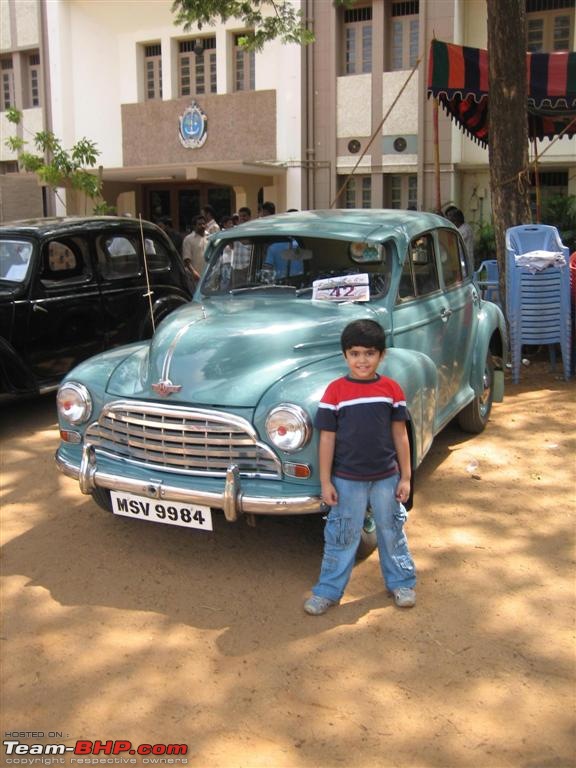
1, 0, 575, 234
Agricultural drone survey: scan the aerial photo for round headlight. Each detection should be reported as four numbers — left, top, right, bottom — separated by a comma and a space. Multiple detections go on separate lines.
57, 382, 93, 425
265, 404, 312, 453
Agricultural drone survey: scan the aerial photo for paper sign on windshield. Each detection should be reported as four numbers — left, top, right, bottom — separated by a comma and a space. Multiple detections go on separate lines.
312, 273, 370, 302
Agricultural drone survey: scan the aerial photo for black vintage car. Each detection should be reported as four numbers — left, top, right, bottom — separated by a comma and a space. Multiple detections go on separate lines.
0, 216, 192, 401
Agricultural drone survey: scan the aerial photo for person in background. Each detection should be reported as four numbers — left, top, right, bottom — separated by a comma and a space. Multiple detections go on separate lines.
156, 216, 183, 254
220, 215, 235, 230
182, 215, 207, 287
445, 206, 474, 263
237, 207, 251, 225
261, 201, 276, 217
201, 205, 220, 235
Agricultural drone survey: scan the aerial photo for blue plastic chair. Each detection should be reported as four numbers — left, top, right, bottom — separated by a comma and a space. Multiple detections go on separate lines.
474, 259, 500, 304
505, 225, 572, 383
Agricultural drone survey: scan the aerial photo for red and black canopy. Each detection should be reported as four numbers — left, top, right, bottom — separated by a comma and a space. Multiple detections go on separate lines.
427, 39, 576, 145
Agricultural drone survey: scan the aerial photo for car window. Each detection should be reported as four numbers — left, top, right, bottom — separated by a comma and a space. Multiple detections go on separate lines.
144, 236, 171, 271
0, 239, 33, 282
40, 238, 91, 284
437, 228, 463, 288
201, 236, 393, 299
397, 255, 416, 302
409, 234, 439, 296
98, 235, 140, 279
458, 235, 470, 279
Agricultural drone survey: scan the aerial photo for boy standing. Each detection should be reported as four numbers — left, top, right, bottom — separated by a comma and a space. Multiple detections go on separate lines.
304, 319, 417, 615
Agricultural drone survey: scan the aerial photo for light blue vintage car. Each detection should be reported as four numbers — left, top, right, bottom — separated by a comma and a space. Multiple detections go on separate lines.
55, 210, 507, 553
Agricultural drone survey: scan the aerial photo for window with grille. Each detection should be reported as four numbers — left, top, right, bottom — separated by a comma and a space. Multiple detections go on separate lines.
341, 175, 372, 208
526, 0, 574, 50
144, 44, 162, 100
389, 1, 419, 71
1, 57, 15, 111
343, 5, 372, 75
234, 34, 255, 91
179, 37, 217, 96
386, 174, 417, 209
23, 51, 41, 108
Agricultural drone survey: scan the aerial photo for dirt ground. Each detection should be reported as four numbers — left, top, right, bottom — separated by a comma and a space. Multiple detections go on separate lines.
1, 357, 575, 768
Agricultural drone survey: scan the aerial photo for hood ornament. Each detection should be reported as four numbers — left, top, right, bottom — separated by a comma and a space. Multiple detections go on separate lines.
151, 379, 182, 397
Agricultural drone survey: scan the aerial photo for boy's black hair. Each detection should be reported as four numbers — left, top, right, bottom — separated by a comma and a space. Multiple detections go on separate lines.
341, 319, 386, 353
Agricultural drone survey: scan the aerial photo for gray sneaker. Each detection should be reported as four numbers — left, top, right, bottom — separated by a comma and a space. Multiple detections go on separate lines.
303, 595, 338, 615
392, 587, 416, 608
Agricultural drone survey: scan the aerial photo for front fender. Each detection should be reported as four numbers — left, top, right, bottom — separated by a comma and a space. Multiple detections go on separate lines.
254, 346, 440, 476
59, 342, 150, 424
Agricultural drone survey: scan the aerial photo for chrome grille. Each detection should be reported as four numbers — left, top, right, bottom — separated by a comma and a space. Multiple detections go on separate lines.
85, 401, 282, 478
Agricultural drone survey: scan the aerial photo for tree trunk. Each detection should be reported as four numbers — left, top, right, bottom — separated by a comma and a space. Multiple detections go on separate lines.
486, 0, 532, 317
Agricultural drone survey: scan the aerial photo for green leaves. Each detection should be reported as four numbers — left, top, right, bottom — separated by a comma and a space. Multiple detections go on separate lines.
3, 117, 104, 207
171, 0, 314, 51
5, 107, 22, 125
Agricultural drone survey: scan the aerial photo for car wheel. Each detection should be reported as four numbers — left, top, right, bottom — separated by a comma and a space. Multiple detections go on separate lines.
91, 487, 113, 513
458, 353, 494, 433
356, 512, 377, 560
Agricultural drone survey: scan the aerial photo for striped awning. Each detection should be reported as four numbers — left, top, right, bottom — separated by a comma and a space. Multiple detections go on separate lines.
427, 39, 576, 145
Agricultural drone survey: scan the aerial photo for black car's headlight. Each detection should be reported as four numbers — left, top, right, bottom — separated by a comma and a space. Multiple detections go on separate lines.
57, 382, 93, 425
265, 404, 312, 453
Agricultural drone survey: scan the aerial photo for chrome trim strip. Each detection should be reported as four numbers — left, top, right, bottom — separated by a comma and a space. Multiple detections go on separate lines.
55, 449, 325, 517
159, 315, 206, 383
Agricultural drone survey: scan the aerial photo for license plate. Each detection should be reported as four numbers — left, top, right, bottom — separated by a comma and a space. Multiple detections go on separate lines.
110, 491, 213, 531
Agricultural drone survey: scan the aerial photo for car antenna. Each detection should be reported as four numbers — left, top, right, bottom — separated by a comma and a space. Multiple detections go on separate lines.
138, 213, 156, 335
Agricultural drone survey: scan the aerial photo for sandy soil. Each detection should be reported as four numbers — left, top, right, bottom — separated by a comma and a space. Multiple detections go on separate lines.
1, 357, 575, 768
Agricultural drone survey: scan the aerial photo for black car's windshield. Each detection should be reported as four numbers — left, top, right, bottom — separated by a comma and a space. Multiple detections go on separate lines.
0, 239, 34, 282
201, 235, 394, 299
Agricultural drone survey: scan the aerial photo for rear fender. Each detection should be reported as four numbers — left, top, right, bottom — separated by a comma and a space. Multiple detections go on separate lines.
139, 293, 190, 339
469, 303, 508, 403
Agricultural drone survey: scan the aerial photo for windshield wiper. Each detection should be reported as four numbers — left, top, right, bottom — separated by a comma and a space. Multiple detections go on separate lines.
229, 284, 297, 295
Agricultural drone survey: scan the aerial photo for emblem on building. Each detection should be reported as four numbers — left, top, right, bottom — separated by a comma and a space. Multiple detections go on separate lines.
178, 101, 208, 149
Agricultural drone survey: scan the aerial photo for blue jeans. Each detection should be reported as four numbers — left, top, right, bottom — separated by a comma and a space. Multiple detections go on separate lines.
312, 474, 416, 601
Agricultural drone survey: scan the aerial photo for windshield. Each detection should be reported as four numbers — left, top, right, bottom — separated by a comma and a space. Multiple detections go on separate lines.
201, 235, 394, 299
0, 239, 34, 283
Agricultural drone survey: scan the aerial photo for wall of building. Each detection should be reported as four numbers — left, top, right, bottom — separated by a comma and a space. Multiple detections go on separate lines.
0, 173, 43, 221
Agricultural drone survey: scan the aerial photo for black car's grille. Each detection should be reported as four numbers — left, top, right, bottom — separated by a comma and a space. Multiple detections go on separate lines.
85, 401, 282, 478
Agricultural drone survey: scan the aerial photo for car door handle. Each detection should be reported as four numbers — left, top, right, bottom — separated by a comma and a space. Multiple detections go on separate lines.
440, 307, 453, 322
32, 303, 49, 314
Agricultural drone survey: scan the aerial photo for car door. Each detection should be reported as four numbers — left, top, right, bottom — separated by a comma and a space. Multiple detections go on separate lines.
25, 235, 105, 383
392, 232, 455, 428
96, 229, 184, 346
435, 227, 477, 410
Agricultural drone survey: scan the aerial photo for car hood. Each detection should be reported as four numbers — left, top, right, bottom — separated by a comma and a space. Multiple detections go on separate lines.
107, 297, 378, 406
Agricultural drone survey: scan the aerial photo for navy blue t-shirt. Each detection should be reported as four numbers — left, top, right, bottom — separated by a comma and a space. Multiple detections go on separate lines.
315, 374, 409, 481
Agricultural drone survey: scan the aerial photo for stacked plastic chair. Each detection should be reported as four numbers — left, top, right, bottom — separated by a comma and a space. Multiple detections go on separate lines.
505, 224, 572, 383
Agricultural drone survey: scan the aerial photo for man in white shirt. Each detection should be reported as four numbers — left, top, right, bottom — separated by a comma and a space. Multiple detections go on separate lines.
182, 216, 207, 283
445, 206, 474, 263
201, 205, 220, 235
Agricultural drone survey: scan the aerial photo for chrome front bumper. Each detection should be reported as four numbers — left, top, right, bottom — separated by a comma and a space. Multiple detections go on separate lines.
55, 443, 326, 522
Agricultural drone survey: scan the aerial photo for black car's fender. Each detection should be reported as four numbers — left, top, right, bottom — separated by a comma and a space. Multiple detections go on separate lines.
138, 292, 190, 339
